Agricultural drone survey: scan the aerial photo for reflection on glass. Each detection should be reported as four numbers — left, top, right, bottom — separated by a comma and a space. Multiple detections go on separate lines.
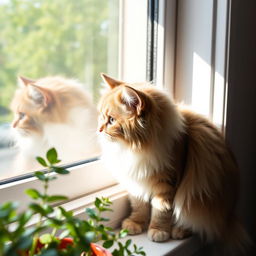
0, 0, 119, 181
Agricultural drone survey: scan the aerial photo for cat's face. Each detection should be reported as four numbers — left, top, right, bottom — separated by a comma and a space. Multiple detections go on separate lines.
98, 74, 151, 148
10, 77, 53, 136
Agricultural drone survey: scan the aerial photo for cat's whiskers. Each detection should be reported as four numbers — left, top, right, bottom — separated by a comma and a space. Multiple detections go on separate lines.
14, 128, 30, 137
100, 131, 114, 142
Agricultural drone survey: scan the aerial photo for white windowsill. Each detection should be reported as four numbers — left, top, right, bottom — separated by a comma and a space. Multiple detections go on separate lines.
121, 234, 203, 256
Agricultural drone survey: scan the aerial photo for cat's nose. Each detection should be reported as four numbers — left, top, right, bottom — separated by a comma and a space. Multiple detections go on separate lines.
98, 126, 103, 132
12, 119, 19, 128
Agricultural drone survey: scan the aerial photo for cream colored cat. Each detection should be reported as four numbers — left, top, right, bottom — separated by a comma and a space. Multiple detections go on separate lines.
10, 76, 99, 173
97, 74, 250, 255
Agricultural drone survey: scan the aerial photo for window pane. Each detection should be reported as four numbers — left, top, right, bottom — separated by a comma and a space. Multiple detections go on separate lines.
0, 0, 119, 181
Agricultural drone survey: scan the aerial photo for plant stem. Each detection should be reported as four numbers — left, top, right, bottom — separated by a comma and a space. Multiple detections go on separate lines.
29, 168, 51, 256
29, 236, 38, 256
51, 227, 57, 237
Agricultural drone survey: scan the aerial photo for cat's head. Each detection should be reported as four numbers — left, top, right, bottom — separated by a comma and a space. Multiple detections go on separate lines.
10, 76, 56, 137
11, 76, 95, 140
98, 74, 154, 149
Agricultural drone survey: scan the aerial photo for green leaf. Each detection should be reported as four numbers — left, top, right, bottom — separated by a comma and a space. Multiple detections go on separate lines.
46, 148, 59, 164
17, 237, 33, 250
94, 197, 101, 208
35, 171, 47, 181
103, 240, 114, 249
117, 242, 125, 255
125, 239, 132, 248
119, 229, 128, 238
44, 205, 54, 214
25, 189, 42, 199
101, 233, 108, 241
0, 208, 11, 219
52, 167, 69, 175
40, 234, 53, 244
44, 218, 63, 227
58, 206, 73, 218
81, 220, 93, 231
99, 207, 113, 212
36, 156, 48, 167
38, 248, 59, 256
101, 197, 112, 206
0, 201, 18, 219
46, 195, 68, 203
85, 208, 98, 220
0, 201, 19, 211
18, 211, 33, 227
29, 203, 47, 215
84, 231, 95, 243
125, 248, 132, 255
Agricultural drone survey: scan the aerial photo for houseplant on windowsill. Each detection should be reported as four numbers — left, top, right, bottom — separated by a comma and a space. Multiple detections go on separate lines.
0, 148, 146, 256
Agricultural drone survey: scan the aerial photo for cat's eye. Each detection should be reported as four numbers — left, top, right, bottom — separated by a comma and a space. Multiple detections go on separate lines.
108, 116, 115, 125
19, 112, 25, 120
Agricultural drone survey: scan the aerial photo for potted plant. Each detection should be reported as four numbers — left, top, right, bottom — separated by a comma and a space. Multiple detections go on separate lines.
0, 148, 146, 256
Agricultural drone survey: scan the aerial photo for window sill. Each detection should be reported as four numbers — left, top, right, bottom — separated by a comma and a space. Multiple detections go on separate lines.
120, 233, 203, 256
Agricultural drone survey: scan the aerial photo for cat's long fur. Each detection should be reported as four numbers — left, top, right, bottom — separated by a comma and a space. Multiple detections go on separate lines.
98, 74, 250, 255
10, 76, 99, 173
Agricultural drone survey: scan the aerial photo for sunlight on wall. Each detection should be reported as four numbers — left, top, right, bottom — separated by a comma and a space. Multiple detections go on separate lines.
192, 53, 211, 117
213, 71, 225, 129
192, 52, 225, 128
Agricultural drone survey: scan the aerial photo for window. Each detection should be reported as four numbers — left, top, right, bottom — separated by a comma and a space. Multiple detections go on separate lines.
157, 0, 230, 132
0, 0, 148, 208
0, 1, 237, 255
0, 0, 118, 180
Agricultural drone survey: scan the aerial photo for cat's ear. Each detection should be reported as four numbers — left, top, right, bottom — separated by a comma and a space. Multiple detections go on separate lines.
27, 84, 52, 107
18, 76, 36, 87
101, 73, 123, 89
121, 86, 145, 115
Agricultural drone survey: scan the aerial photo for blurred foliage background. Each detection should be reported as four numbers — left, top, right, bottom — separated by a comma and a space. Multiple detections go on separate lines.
0, 0, 119, 124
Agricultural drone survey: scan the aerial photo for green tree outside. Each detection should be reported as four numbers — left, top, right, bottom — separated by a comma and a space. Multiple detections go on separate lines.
0, 0, 119, 123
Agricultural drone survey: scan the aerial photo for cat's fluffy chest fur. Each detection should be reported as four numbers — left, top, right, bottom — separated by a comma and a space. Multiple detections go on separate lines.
100, 136, 171, 201
16, 107, 98, 161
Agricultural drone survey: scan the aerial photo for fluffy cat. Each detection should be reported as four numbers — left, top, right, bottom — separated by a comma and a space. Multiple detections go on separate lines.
10, 76, 99, 174
98, 74, 250, 255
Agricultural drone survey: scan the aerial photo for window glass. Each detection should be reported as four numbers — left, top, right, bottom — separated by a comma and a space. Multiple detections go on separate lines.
0, 0, 119, 181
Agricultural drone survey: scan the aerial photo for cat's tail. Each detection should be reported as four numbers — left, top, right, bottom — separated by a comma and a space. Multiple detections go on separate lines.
175, 108, 253, 255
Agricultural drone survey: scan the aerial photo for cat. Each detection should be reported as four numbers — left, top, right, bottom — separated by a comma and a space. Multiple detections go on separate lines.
10, 76, 99, 174
97, 73, 250, 255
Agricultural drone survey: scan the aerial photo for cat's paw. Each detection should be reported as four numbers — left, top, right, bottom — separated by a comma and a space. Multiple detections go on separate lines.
122, 218, 144, 235
171, 226, 191, 240
147, 228, 170, 242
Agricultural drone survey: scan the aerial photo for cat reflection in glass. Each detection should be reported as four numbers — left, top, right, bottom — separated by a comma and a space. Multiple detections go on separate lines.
10, 76, 99, 173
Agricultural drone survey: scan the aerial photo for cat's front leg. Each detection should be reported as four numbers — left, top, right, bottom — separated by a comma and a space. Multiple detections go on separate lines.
122, 195, 150, 235
148, 196, 191, 242
148, 195, 173, 242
